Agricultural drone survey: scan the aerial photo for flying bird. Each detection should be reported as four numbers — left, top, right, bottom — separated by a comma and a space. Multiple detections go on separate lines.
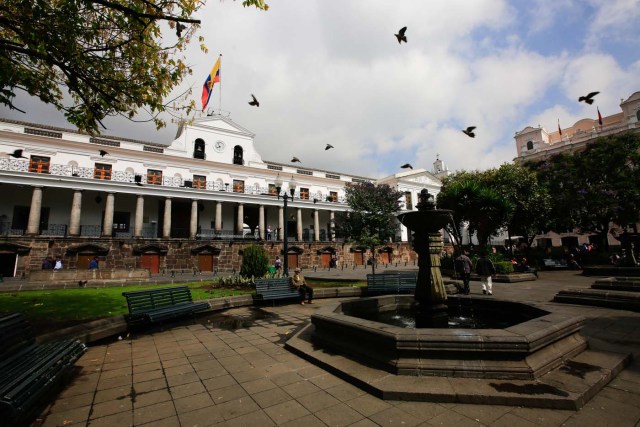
291, 157, 301, 163
99, 150, 109, 157
248, 94, 259, 107
395, 26, 407, 44
462, 126, 476, 138
325, 144, 334, 150
578, 91, 599, 105
10, 149, 27, 159
176, 23, 187, 37
401, 163, 413, 169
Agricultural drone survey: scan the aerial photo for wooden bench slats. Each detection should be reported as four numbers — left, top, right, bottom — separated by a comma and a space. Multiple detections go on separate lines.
367, 273, 417, 295
0, 313, 86, 425
122, 286, 209, 324
254, 278, 300, 302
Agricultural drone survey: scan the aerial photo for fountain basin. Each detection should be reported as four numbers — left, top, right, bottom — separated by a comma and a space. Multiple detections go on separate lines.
311, 295, 587, 379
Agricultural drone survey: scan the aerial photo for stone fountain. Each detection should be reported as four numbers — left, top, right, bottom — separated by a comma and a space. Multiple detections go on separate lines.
286, 188, 630, 409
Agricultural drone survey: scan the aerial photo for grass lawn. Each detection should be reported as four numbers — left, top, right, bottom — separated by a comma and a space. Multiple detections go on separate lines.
0, 282, 253, 324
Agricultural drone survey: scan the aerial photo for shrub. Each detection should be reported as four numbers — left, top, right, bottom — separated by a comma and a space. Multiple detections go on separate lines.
494, 261, 514, 274
240, 245, 270, 278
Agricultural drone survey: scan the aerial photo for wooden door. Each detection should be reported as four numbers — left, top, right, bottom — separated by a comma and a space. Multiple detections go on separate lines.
140, 254, 160, 273
287, 253, 298, 270
198, 254, 214, 272
321, 253, 331, 268
77, 255, 93, 269
354, 252, 364, 266
380, 252, 390, 264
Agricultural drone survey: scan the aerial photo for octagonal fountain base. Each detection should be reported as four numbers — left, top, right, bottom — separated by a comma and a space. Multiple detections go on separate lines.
285, 295, 631, 409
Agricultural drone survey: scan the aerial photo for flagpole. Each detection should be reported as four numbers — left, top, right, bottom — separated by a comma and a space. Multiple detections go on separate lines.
218, 54, 222, 113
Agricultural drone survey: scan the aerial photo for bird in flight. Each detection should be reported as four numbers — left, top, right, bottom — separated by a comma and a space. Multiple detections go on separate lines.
99, 150, 109, 157
325, 144, 334, 150
291, 157, 301, 163
10, 149, 27, 159
578, 91, 599, 105
395, 26, 407, 44
462, 126, 476, 138
401, 163, 413, 169
248, 94, 259, 107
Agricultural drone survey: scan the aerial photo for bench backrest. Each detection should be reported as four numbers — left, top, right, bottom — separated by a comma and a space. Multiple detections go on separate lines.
255, 278, 292, 293
0, 313, 35, 360
122, 286, 194, 314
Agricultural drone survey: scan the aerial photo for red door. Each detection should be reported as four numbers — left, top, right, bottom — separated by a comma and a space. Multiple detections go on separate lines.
321, 253, 331, 268
354, 252, 364, 266
140, 254, 160, 273
287, 253, 298, 270
198, 254, 214, 272
380, 252, 390, 264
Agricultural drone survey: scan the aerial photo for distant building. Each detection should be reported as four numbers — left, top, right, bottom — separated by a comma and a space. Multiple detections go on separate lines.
513, 90, 640, 249
0, 115, 446, 277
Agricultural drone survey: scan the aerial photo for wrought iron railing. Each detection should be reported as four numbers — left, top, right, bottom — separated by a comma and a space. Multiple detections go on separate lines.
80, 225, 102, 237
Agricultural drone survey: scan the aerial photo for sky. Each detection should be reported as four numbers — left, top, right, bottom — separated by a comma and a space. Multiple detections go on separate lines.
2, 0, 640, 179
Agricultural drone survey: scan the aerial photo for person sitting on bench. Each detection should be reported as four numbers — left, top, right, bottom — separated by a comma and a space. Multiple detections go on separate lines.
291, 267, 314, 305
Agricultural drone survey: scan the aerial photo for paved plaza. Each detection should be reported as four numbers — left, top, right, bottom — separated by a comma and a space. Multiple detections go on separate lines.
32, 270, 640, 426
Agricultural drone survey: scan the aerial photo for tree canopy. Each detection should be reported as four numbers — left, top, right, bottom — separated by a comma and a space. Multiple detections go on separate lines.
0, 0, 267, 134
334, 182, 403, 274
525, 132, 640, 250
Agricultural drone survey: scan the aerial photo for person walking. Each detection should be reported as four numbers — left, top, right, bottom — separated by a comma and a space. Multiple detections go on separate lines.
291, 267, 314, 305
454, 249, 473, 295
475, 251, 496, 295
274, 256, 282, 274
54, 257, 63, 270
88, 257, 99, 270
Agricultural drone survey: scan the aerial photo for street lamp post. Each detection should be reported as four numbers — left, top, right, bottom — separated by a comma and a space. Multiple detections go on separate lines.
274, 175, 296, 276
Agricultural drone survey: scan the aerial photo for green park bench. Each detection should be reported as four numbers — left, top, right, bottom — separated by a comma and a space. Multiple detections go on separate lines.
0, 313, 86, 426
366, 272, 417, 295
254, 278, 300, 304
122, 286, 210, 325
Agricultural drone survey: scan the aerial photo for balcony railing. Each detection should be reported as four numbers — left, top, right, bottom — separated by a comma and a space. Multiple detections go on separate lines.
0, 159, 348, 202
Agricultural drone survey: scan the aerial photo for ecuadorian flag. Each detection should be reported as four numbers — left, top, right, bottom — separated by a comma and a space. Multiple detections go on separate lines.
201, 56, 221, 111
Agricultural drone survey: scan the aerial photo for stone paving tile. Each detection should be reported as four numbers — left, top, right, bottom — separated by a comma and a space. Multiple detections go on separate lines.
92, 385, 130, 404
196, 365, 229, 380
490, 412, 539, 427
132, 368, 164, 383
424, 408, 484, 427
176, 405, 224, 427
160, 356, 190, 368
282, 379, 323, 397
209, 383, 249, 404
202, 374, 238, 392
347, 418, 382, 427
325, 382, 368, 401
315, 402, 365, 426
191, 359, 224, 372
60, 373, 101, 398
216, 409, 276, 426
85, 411, 133, 426
89, 397, 133, 420
508, 407, 574, 426
251, 387, 293, 409
133, 400, 177, 425
308, 372, 348, 390
240, 377, 278, 394
132, 361, 162, 374
134, 378, 167, 394
296, 389, 342, 413
101, 359, 132, 372
264, 400, 312, 425
279, 413, 328, 427
47, 391, 95, 413
139, 415, 180, 427
230, 366, 266, 383
450, 403, 513, 425
561, 393, 640, 426
133, 388, 172, 408
345, 393, 393, 417
216, 397, 262, 421
97, 366, 130, 380
96, 374, 132, 391
270, 371, 306, 387
173, 391, 215, 414
166, 371, 200, 387
164, 363, 196, 377
170, 381, 207, 399
40, 405, 92, 427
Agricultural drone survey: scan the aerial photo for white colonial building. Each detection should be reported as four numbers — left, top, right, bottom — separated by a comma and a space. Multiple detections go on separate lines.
0, 115, 447, 277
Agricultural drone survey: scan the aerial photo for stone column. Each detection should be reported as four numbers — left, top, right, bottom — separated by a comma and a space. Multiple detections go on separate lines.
296, 208, 303, 241
330, 211, 336, 242
259, 205, 265, 240
163, 197, 172, 238
134, 195, 144, 238
190, 199, 198, 239
278, 206, 284, 240
215, 201, 222, 232
68, 189, 83, 237
102, 192, 115, 237
236, 203, 244, 234
26, 186, 43, 235
313, 209, 320, 241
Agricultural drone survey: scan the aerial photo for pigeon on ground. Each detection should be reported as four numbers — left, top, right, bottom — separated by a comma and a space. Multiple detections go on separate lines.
99, 150, 109, 157
462, 126, 476, 138
248, 94, 259, 107
10, 149, 27, 159
395, 26, 407, 44
401, 163, 413, 169
325, 144, 334, 150
578, 91, 599, 105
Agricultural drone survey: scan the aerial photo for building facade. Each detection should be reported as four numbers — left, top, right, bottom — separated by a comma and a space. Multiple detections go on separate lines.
513, 90, 640, 249
0, 115, 446, 277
